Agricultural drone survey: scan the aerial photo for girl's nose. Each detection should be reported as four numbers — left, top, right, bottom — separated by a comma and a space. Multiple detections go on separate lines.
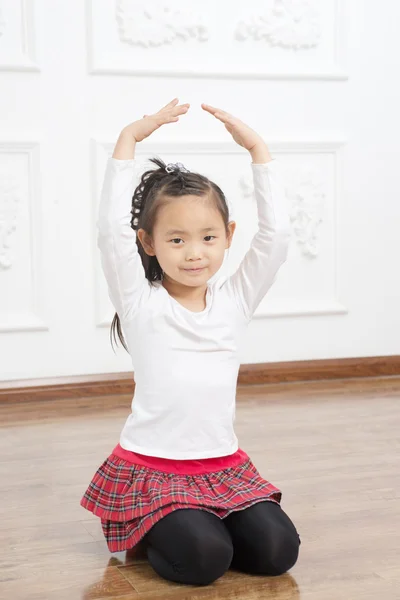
186, 246, 204, 259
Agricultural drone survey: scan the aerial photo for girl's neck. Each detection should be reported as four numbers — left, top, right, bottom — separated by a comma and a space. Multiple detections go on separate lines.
161, 276, 208, 302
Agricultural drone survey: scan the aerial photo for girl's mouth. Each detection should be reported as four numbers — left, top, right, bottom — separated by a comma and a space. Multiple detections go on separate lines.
184, 268, 204, 273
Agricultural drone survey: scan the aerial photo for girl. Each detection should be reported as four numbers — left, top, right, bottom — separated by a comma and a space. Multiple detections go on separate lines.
81, 98, 301, 586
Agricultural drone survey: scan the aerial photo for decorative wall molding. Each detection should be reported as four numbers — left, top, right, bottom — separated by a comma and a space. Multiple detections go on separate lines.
0, 173, 20, 269
0, 142, 47, 332
91, 138, 347, 325
0, 0, 39, 72
87, 0, 347, 80
240, 164, 326, 258
287, 168, 326, 258
235, 0, 321, 49
239, 139, 347, 319
116, 0, 209, 47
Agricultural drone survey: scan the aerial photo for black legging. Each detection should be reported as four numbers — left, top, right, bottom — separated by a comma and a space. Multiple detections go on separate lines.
143, 501, 301, 586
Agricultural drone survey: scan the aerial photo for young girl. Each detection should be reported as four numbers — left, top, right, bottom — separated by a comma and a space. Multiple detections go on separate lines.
81, 98, 301, 586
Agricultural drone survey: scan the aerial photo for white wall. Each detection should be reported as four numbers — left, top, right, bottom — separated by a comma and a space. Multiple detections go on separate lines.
1, 0, 399, 381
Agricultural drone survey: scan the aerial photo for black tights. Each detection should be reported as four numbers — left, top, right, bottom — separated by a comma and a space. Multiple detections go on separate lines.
143, 501, 301, 586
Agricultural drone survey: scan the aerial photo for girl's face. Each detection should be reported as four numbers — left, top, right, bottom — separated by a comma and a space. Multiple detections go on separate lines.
138, 194, 236, 288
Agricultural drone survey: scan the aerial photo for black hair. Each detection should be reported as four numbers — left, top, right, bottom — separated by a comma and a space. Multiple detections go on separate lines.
110, 156, 231, 352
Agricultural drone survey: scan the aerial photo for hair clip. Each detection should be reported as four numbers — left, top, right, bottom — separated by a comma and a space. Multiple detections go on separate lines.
165, 162, 190, 174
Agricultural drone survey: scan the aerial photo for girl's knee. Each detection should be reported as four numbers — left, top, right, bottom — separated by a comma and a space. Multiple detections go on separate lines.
190, 537, 233, 585
148, 535, 233, 586
260, 526, 300, 576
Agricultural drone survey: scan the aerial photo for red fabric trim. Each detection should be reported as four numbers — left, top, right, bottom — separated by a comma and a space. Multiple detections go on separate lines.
111, 443, 249, 475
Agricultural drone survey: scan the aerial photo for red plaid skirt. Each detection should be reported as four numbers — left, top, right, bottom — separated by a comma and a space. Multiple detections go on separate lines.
80, 449, 282, 553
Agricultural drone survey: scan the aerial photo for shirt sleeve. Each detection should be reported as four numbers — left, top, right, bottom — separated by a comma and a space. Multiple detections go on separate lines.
97, 157, 147, 321
225, 159, 292, 322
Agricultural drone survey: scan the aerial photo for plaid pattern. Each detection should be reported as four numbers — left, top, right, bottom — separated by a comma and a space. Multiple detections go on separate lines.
80, 453, 282, 553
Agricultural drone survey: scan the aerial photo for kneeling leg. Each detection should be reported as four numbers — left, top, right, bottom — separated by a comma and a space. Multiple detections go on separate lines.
144, 508, 234, 586
224, 501, 301, 576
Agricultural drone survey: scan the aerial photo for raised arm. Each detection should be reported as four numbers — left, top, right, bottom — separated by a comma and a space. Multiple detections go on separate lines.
97, 139, 146, 322
225, 159, 291, 321
201, 104, 291, 321
98, 99, 190, 322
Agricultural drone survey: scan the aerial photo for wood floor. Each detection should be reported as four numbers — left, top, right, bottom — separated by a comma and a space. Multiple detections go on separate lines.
0, 376, 399, 600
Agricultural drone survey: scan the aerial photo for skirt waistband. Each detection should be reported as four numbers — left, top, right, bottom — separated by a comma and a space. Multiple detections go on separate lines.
111, 443, 250, 475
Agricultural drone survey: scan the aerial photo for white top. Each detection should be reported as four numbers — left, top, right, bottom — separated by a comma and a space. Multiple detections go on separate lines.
98, 157, 291, 459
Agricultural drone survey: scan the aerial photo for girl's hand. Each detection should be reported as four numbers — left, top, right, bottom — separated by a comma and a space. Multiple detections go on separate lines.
201, 103, 271, 162
125, 98, 190, 143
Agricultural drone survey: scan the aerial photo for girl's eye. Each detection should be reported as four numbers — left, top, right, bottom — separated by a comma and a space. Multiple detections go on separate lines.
170, 236, 216, 244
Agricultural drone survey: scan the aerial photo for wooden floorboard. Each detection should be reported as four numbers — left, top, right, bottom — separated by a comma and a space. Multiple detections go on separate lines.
0, 377, 399, 599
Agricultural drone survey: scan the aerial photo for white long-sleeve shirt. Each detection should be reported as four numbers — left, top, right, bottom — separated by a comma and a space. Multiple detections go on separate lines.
98, 157, 291, 459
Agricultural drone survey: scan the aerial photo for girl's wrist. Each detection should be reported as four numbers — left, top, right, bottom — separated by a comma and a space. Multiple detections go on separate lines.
249, 141, 272, 164
122, 126, 138, 143
112, 128, 137, 159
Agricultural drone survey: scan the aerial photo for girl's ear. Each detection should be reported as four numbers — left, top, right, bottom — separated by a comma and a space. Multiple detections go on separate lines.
137, 228, 156, 256
226, 221, 236, 248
